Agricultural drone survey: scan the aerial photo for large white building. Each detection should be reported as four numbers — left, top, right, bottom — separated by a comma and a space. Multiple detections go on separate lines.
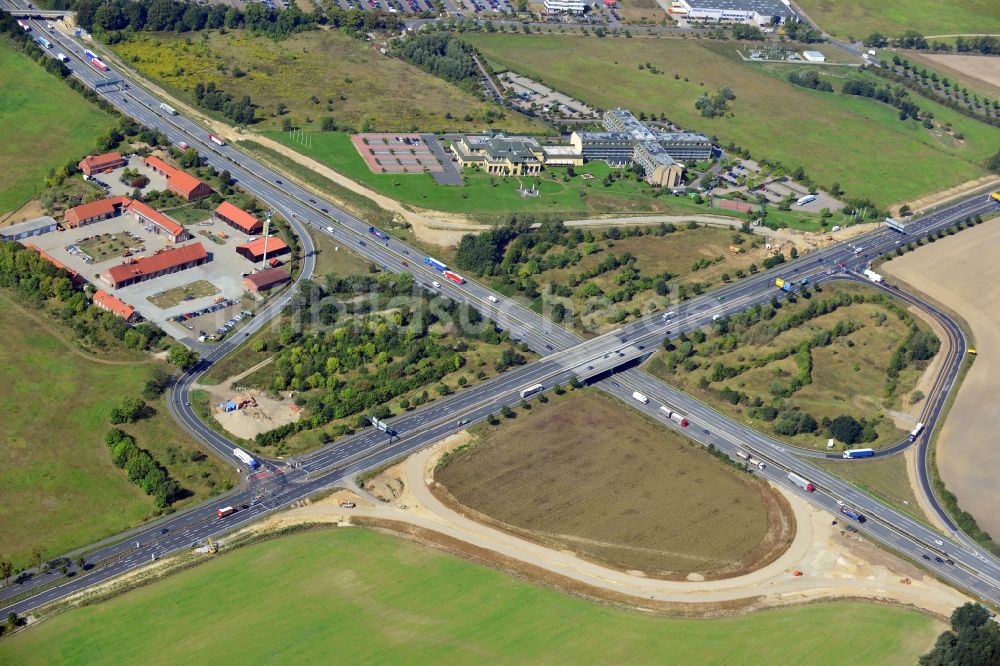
673, 0, 797, 25
544, 0, 586, 14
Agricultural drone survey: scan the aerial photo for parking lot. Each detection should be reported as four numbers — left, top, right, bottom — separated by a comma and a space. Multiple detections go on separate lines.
29, 213, 283, 339
495, 71, 600, 119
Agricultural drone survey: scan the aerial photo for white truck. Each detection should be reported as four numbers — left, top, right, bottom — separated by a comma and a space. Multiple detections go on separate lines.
159, 102, 177, 116
632, 391, 649, 404
736, 449, 766, 470
658, 405, 689, 427
787, 472, 816, 492
56, 52, 69, 62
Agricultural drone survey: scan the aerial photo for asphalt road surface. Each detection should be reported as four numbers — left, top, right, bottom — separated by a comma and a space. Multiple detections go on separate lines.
4, 4, 1000, 615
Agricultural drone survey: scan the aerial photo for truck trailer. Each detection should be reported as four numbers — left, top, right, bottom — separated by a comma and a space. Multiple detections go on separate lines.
796, 194, 817, 206
217, 506, 236, 518
424, 256, 448, 272
632, 391, 649, 404
788, 472, 816, 492
443, 270, 465, 285
159, 102, 177, 116
658, 405, 689, 427
908, 423, 925, 442
367, 226, 389, 240
89, 57, 108, 72
775, 277, 793, 293
842, 448, 875, 459
735, 449, 766, 470
519, 383, 544, 399
839, 504, 866, 522
863, 269, 883, 284
208, 133, 225, 146
232, 447, 259, 470
16, 19, 30, 31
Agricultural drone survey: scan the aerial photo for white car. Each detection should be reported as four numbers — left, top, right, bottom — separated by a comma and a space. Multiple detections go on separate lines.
431, 280, 441, 288
712, 314, 722, 321
487, 295, 499, 303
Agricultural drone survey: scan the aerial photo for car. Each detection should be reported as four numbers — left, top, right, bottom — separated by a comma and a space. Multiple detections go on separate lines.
935, 556, 944, 563
638, 345, 645, 350
401, 260, 408, 267
619, 337, 627, 343
946, 559, 955, 565
921, 554, 931, 560
717, 296, 725, 301
610, 381, 620, 387
545, 344, 553, 350
586, 365, 593, 370
702, 428, 709, 435
275, 179, 283, 184
933, 539, 944, 546
309, 198, 316, 203
160, 528, 169, 534
664, 330, 671, 335
321, 208, 329, 213
359, 240, 366, 246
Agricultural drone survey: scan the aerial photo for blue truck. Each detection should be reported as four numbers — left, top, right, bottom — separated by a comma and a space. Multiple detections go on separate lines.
840, 505, 866, 523
424, 256, 448, 272
368, 226, 389, 241
842, 448, 875, 459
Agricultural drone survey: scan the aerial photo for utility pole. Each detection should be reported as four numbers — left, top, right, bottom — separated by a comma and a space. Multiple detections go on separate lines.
260, 210, 272, 272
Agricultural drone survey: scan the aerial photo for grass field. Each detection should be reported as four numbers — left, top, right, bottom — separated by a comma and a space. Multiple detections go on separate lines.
0, 44, 113, 214
465, 34, 999, 206
644, 282, 932, 450
309, 225, 378, 278
75, 233, 143, 263
437, 391, 791, 576
0, 528, 941, 664
0, 297, 234, 569
110, 30, 544, 134
147, 280, 219, 309
794, 0, 1000, 40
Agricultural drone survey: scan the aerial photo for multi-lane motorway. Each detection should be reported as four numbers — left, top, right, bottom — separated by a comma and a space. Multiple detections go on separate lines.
3, 4, 1000, 616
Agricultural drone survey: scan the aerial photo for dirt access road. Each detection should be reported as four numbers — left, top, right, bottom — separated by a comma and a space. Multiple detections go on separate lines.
882, 220, 1000, 538
258, 433, 967, 617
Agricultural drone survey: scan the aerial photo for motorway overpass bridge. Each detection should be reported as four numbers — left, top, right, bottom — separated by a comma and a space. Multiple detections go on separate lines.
3, 3, 1000, 616
8, 9, 74, 17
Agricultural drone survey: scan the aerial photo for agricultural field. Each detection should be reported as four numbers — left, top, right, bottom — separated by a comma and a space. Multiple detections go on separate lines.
436, 391, 792, 577
617, 0, 667, 24
0, 44, 114, 214
465, 34, 999, 206
0, 297, 234, 569
793, 0, 999, 40
643, 281, 939, 451
110, 30, 543, 134
0, 529, 940, 664
445, 219, 770, 335
198, 271, 534, 457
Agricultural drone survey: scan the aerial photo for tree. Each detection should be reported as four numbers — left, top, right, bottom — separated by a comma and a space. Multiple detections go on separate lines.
500, 404, 513, 418
110, 397, 147, 424
321, 116, 336, 131
0, 560, 12, 587
920, 602, 1000, 665
75, 557, 86, 572
829, 415, 863, 444
167, 344, 199, 371
30, 546, 44, 571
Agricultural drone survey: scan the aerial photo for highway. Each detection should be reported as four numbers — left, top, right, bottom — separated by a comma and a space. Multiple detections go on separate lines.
3, 4, 1000, 616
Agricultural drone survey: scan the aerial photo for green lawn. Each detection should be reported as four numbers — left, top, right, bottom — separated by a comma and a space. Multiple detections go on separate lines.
0, 43, 114, 214
0, 297, 234, 569
465, 35, 998, 207
794, 0, 1000, 40
0, 529, 941, 664
110, 29, 544, 134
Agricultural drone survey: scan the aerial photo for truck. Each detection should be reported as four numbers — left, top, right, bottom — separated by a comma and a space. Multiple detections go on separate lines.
884, 217, 906, 233
842, 448, 875, 459
443, 270, 465, 285
990, 192, 1000, 203
89, 57, 108, 72
159, 102, 177, 116
519, 383, 544, 399
232, 447, 259, 471
788, 472, 816, 492
424, 256, 448, 272
176, 141, 190, 151
208, 133, 225, 146
34, 36, 51, 48
217, 506, 236, 518
863, 269, 883, 284
658, 405, 689, 427
908, 422, 925, 442
55, 52, 69, 62
83, 49, 98, 60
796, 194, 817, 206
840, 504, 866, 523
16, 18, 30, 31
632, 391, 649, 404
367, 226, 389, 240
735, 449, 765, 469
775, 277, 793, 293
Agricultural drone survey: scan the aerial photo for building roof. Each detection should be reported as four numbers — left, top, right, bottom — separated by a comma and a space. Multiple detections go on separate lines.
243, 267, 292, 291
657, 131, 712, 143
79, 151, 123, 170
679, 0, 795, 18
541, 146, 582, 156
92, 289, 136, 320
0, 216, 57, 238
237, 236, 289, 257
105, 242, 208, 284
125, 199, 185, 238
144, 156, 211, 199
64, 196, 131, 223
215, 201, 260, 232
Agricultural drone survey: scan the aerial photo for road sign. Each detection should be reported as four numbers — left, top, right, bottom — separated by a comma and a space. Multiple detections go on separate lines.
370, 416, 388, 432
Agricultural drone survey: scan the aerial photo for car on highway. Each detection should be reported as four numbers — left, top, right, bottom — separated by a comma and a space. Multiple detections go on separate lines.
934, 539, 944, 545
275, 179, 283, 185
359, 240, 366, 246
401, 260, 408, 267
309, 198, 316, 203
610, 381, 620, 387
321, 208, 329, 213
935, 556, 945, 563
545, 344, 553, 350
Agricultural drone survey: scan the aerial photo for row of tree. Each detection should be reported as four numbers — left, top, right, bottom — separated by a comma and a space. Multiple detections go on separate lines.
866, 31, 999, 55
842, 78, 922, 121
105, 429, 181, 508
395, 33, 479, 87
787, 69, 833, 92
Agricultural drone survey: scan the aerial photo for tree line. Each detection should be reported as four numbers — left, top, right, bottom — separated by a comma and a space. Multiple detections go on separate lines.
867, 61, 1000, 129
394, 33, 479, 87
105, 428, 182, 508
842, 78, 922, 122
920, 603, 1000, 665
194, 81, 257, 125
866, 31, 999, 55
787, 69, 833, 92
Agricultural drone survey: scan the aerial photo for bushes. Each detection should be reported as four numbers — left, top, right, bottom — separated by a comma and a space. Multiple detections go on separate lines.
787, 70, 833, 92
104, 429, 180, 508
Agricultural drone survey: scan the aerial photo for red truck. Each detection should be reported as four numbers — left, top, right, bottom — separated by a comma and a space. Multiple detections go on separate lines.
217, 506, 236, 518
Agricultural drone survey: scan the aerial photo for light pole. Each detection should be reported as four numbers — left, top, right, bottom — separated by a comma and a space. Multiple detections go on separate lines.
260, 210, 273, 272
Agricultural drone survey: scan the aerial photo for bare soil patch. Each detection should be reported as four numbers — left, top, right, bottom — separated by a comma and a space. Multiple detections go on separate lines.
882, 220, 1000, 537
911, 53, 1000, 97
434, 391, 794, 579
195, 361, 300, 440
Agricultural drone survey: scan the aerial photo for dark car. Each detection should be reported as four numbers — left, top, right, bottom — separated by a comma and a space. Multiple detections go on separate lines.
321, 208, 329, 213
946, 559, 955, 565
922, 554, 930, 560
309, 198, 316, 203
611, 381, 620, 388
545, 344, 553, 351
401, 260, 408, 267
935, 556, 944, 563
359, 240, 366, 246
275, 179, 283, 185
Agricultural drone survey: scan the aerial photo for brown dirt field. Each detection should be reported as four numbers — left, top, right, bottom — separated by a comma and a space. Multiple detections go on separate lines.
434, 391, 794, 579
908, 52, 1000, 98
881, 220, 1000, 537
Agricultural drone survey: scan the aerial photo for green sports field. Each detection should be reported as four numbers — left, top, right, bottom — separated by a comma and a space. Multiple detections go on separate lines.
794, 0, 1000, 40
0, 43, 113, 214
465, 35, 999, 207
0, 529, 940, 664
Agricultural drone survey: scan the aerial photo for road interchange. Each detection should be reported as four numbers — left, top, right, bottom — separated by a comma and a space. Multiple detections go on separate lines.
3, 5, 1000, 616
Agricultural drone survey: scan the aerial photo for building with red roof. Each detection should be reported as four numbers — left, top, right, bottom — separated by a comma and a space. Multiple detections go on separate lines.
79, 151, 126, 176
63, 195, 131, 228
214, 201, 262, 235
236, 236, 290, 263
143, 156, 212, 202
124, 199, 189, 243
242, 268, 292, 293
100, 242, 209, 289
92, 289, 138, 322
